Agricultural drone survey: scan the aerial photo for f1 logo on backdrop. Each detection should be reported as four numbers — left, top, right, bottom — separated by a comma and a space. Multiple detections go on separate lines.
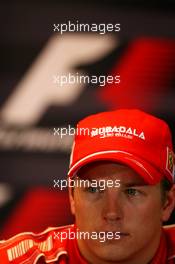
1, 34, 117, 126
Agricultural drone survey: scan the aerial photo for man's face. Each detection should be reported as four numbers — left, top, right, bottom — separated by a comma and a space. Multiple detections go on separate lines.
69, 161, 174, 264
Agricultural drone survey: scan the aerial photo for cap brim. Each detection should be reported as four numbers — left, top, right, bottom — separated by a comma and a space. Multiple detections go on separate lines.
68, 151, 163, 184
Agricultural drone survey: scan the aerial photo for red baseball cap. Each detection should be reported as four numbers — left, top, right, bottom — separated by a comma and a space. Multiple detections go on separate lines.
68, 109, 175, 184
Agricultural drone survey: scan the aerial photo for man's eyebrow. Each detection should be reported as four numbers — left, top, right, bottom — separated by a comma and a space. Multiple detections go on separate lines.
75, 176, 148, 186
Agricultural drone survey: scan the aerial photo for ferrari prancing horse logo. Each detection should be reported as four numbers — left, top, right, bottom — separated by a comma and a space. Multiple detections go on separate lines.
166, 147, 175, 180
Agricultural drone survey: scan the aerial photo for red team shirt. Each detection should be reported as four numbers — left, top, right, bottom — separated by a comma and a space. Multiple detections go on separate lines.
0, 224, 175, 264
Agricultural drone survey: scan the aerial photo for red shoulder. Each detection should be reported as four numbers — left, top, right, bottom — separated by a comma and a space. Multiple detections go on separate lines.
163, 224, 175, 261
0, 224, 75, 264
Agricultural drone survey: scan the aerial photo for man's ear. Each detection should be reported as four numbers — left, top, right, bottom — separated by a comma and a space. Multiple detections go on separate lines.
69, 186, 75, 215
161, 184, 175, 222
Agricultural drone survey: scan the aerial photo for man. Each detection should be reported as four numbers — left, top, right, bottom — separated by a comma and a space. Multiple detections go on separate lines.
0, 109, 175, 264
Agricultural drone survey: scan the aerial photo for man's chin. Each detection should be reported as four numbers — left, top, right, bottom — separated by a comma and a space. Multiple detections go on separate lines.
85, 240, 133, 263
77, 233, 135, 263
86, 236, 132, 256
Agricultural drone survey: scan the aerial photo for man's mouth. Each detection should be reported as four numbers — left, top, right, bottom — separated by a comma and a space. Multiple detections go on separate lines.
96, 230, 129, 235
96, 231, 130, 239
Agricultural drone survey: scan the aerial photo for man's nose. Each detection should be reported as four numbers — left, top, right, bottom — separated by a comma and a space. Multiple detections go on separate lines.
102, 190, 123, 223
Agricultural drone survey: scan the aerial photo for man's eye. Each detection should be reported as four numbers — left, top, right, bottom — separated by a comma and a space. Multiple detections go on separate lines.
86, 186, 99, 193
125, 188, 140, 196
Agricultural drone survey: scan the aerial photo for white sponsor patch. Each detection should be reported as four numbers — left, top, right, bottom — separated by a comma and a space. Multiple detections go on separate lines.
91, 126, 145, 140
